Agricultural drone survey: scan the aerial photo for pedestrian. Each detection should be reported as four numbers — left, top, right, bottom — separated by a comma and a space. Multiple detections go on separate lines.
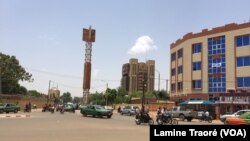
117, 106, 121, 113
28, 102, 31, 112
205, 110, 209, 118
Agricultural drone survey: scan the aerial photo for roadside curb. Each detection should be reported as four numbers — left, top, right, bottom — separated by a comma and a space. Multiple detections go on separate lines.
0, 114, 31, 118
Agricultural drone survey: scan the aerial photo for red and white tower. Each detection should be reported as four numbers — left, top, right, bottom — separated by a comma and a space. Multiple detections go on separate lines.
82, 26, 95, 104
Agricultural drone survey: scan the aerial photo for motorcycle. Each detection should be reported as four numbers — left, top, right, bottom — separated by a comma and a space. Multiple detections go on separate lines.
60, 107, 65, 114
199, 115, 213, 123
49, 106, 55, 114
135, 112, 154, 125
156, 113, 178, 125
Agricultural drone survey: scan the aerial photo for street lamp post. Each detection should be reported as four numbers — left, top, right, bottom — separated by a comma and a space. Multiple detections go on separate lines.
101, 80, 108, 106
142, 73, 146, 108
155, 69, 160, 91
105, 82, 108, 106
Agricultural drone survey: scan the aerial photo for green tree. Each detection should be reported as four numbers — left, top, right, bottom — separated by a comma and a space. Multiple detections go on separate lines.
105, 88, 117, 105
130, 91, 142, 98
117, 87, 127, 97
0, 53, 33, 94
153, 90, 169, 100
53, 97, 61, 104
73, 96, 82, 103
60, 92, 72, 103
27, 90, 41, 97
89, 92, 105, 105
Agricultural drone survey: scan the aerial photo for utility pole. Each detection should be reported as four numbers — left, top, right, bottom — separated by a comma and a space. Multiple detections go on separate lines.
142, 73, 146, 108
47, 80, 51, 103
106, 82, 108, 106
101, 80, 109, 106
155, 69, 160, 91
166, 79, 169, 92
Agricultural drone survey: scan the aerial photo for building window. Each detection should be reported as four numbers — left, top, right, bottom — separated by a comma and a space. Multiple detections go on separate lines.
171, 68, 176, 76
237, 56, 250, 67
236, 35, 250, 47
192, 43, 202, 54
177, 82, 183, 90
208, 36, 226, 93
237, 77, 250, 87
192, 61, 201, 71
171, 83, 176, 91
178, 49, 183, 58
171, 52, 176, 61
192, 80, 202, 89
177, 66, 183, 74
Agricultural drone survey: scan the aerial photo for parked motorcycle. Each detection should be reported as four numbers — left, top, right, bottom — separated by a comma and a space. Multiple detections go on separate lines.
135, 112, 154, 125
199, 115, 213, 123
156, 113, 178, 125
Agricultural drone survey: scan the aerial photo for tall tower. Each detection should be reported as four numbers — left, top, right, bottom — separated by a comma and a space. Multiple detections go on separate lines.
82, 26, 96, 104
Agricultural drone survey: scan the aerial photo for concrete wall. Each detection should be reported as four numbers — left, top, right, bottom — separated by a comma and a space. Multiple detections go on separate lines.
0, 95, 48, 110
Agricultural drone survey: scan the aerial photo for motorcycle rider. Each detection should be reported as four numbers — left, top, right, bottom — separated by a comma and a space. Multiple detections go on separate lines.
156, 107, 162, 123
205, 110, 209, 119
139, 105, 150, 121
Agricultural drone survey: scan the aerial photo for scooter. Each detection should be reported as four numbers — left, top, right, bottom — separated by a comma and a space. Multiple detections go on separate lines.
135, 112, 154, 125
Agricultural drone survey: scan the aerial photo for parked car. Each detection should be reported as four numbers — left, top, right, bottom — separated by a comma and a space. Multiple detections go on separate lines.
80, 105, 113, 118
104, 106, 114, 112
225, 112, 250, 125
0, 103, 20, 113
220, 109, 250, 123
121, 105, 139, 116
165, 106, 197, 122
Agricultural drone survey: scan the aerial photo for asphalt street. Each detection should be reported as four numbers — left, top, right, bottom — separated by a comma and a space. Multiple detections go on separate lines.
0, 110, 223, 141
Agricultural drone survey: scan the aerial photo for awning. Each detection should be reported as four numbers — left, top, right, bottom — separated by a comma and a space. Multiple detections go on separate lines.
179, 100, 215, 105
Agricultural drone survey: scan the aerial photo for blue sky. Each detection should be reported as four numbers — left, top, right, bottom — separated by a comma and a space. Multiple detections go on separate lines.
1, 0, 250, 97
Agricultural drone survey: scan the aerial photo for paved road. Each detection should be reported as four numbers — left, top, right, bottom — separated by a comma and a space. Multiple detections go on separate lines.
0, 110, 223, 141
0, 111, 149, 141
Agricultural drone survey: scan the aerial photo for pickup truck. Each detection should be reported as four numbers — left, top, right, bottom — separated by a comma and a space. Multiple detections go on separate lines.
80, 105, 113, 118
165, 106, 196, 122
0, 103, 20, 113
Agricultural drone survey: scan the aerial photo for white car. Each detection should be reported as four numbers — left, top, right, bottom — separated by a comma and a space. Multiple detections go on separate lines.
220, 109, 250, 123
104, 106, 114, 112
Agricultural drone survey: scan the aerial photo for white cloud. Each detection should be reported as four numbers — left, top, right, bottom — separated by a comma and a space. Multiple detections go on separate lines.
128, 35, 157, 55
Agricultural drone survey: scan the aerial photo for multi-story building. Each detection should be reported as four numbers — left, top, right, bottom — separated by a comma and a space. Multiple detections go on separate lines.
121, 58, 155, 94
170, 22, 250, 115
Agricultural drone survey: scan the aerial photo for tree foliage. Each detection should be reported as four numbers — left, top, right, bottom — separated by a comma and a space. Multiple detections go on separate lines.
73, 96, 82, 103
27, 90, 47, 98
87, 86, 169, 105
153, 90, 169, 100
60, 92, 72, 103
0, 53, 33, 94
89, 92, 105, 105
